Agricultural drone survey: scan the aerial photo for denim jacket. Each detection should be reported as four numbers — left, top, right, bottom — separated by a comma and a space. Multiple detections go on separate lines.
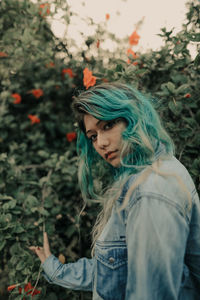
42, 156, 200, 300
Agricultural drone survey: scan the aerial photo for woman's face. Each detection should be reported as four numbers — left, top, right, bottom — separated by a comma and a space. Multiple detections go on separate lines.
84, 114, 126, 167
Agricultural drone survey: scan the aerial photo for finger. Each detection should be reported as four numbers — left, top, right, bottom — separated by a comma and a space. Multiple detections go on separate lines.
29, 246, 37, 252
43, 232, 51, 256
29, 246, 43, 251
43, 232, 49, 248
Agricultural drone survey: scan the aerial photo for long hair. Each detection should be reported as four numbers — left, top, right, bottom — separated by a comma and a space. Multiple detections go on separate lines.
72, 82, 174, 248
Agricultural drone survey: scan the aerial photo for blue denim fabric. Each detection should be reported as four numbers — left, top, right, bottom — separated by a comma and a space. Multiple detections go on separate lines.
42, 156, 200, 300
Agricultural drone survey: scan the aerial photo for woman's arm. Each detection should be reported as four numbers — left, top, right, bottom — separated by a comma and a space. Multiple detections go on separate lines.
42, 254, 94, 291
125, 195, 189, 300
30, 232, 94, 291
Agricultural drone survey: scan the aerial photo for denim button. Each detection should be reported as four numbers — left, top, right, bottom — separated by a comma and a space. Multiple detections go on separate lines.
109, 257, 115, 263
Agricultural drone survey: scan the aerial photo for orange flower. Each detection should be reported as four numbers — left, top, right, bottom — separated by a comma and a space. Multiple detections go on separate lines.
12, 93, 22, 104
83, 68, 96, 90
28, 115, 40, 125
96, 40, 100, 48
127, 59, 139, 66
127, 48, 138, 59
31, 89, 44, 99
39, 3, 50, 16
66, 132, 77, 142
184, 93, 191, 98
7, 284, 17, 292
129, 30, 140, 46
46, 62, 55, 68
106, 13, 110, 20
0, 51, 8, 58
62, 68, 75, 78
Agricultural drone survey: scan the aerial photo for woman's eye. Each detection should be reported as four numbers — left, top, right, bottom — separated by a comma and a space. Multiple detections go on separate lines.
104, 121, 114, 130
89, 134, 97, 142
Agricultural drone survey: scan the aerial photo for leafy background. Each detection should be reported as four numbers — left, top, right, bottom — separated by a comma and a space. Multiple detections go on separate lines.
0, 0, 199, 299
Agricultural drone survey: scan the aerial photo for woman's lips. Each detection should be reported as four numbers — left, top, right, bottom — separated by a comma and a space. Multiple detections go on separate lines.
106, 150, 118, 159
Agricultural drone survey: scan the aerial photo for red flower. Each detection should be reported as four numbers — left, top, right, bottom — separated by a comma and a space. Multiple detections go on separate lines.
8, 282, 41, 298
66, 132, 77, 142
28, 114, 40, 125
19, 282, 41, 297
96, 40, 100, 48
62, 68, 75, 78
184, 93, 191, 98
31, 89, 44, 99
106, 14, 110, 20
129, 30, 140, 46
83, 68, 96, 90
12, 93, 22, 104
39, 3, 50, 16
0, 51, 8, 58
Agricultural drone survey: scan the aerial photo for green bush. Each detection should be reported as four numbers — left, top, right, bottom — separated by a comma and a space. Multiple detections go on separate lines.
0, 0, 199, 299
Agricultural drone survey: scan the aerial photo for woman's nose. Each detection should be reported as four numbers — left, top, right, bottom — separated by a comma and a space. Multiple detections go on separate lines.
97, 133, 109, 149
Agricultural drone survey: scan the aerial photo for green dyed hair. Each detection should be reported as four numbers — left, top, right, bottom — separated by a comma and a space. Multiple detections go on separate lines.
72, 82, 174, 202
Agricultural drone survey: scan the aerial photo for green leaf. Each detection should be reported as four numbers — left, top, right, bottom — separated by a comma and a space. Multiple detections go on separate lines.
25, 195, 39, 208
9, 242, 22, 255
14, 224, 25, 233
176, 84, 190, 94
16, 260, 26, 271
44, 197, 54, 208
0, 91, 10, 100
188, 33, 200, 42
194, 53, 200, 67
115, 64, 123, 73
0, 240, 6, 251
166, 82, 176, 94
21, 267, 32, 275
0, 213, 12, 223
37, 150, 49, 158
10, 255, 18, 265
2, 199, 17, 210
0, 194, 14, 201
168, 101, 182, 116
40, 207, 50, 216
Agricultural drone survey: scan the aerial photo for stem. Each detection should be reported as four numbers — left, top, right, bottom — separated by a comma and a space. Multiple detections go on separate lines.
31, 169, 52, 297
31, 265, 42, 297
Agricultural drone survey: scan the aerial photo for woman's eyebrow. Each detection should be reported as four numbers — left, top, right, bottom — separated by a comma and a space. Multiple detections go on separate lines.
86, 120, 104, 135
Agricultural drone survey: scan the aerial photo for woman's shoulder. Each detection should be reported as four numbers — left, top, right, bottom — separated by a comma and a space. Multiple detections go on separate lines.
124, 156, 197, 214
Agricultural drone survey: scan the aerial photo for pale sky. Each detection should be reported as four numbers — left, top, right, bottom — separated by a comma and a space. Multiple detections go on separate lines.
51, 0, 190, 54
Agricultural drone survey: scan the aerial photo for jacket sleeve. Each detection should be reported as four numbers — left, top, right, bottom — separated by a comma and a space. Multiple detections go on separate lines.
42, 255, 95, 291
125, 195, 189, 300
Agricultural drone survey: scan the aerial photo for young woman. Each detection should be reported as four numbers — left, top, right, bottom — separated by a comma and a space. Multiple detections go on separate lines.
30, 83, 200, 300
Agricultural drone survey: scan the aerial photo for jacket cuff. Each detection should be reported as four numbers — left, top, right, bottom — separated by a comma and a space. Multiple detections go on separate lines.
42, 254, 62, 281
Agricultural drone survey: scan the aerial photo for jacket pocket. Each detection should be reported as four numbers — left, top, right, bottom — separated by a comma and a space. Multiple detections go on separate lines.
95, 241, 127, 300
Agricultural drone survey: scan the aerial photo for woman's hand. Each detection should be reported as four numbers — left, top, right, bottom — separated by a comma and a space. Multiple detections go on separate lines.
29, 232, 52, 264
